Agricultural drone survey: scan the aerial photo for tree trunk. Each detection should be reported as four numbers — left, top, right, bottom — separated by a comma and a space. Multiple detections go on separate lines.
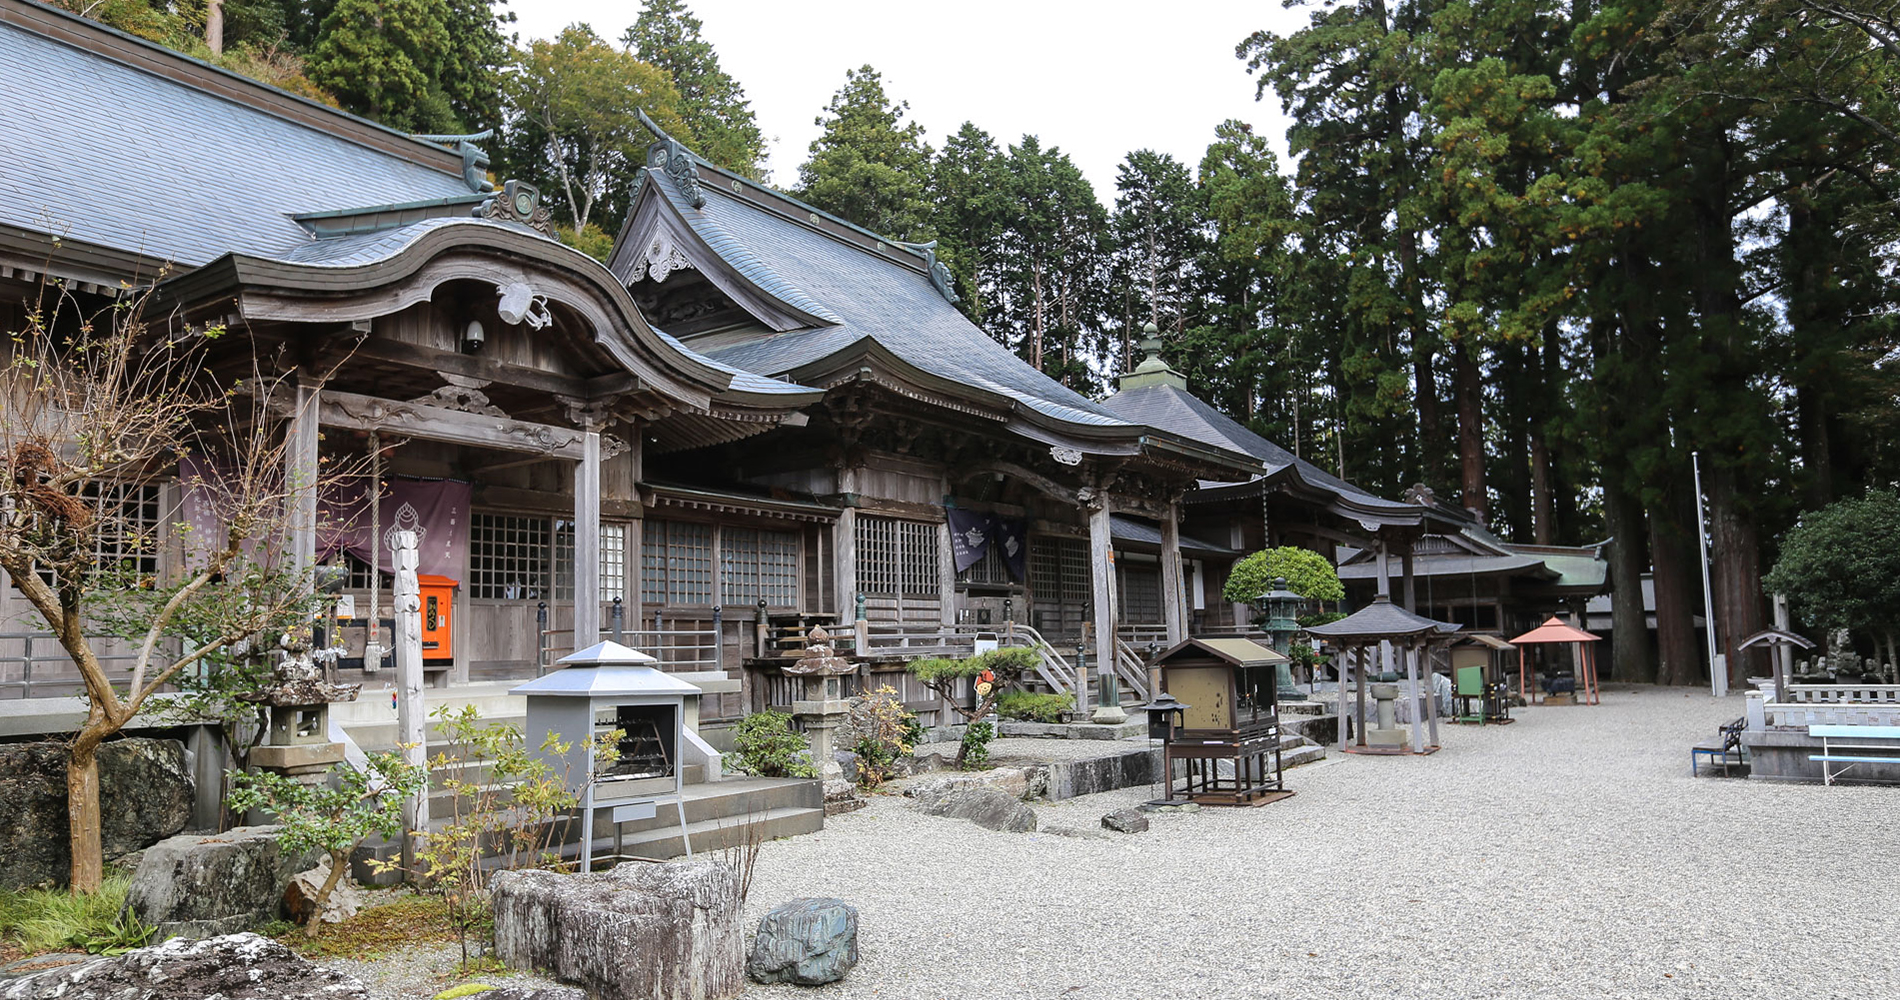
1412, 346, 1439, 486
1452, 340, 1486, 523
1649, 496, 1703, 686
1707, 463, 1766, 685
67, 726, 107, 893
305, 849, 350, 937
1602, 480, 1654, 683
206, 0, 224, 54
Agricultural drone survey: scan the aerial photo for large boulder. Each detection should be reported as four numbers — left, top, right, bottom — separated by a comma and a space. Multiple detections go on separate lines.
902, 766, 1045, 806
492, 860, 746, 1000
745, 897, 859, 985
125, 825, 321, 939
917, 788, 1037, 833
0, 932, 367, 999
0, 738, 193, 890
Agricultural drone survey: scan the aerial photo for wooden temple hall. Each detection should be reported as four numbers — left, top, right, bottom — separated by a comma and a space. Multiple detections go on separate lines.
0, 0, 1480, 721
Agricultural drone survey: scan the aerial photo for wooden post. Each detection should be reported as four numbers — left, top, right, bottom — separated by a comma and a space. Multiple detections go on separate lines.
1161, 499, 1185, 647
1336, 648, 1349, 747
1229, 521, 1250, 626
1402, 550, 1417, 613
938, 516, 956, 627
834, 467, 857, 617
392, 530, 427, 869
1406, 640, 1425, 754
1087, 497, 1116, 716
573, 429, 602, 648
1354, 646, 1368, 747
284, 380, 321, 578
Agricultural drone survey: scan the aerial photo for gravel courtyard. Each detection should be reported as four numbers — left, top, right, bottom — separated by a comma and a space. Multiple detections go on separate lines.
742, 686, 1898, 1000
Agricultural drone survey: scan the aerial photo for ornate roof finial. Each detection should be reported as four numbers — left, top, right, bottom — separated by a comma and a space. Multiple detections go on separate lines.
896, 240, 959, 305
1118, 319, 1187, 392
635, 110, 705, 208
412, 130, 495, 193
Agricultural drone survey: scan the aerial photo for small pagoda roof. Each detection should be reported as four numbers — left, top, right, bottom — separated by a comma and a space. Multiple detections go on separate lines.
1155, 637, 1289, 668
1509, 616, 1601, 645
509, 641, 704, 699
1305, 597, 1462, 642
1738, 627, 1816, 651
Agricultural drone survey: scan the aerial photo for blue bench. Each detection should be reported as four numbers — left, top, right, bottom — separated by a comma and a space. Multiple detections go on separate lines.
1808, 724, 1900, 785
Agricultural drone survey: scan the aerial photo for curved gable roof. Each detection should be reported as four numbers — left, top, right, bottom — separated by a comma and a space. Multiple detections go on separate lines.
612, 139, 1147, 445
0, 0, 474, 268
1101, 381, 1410, 511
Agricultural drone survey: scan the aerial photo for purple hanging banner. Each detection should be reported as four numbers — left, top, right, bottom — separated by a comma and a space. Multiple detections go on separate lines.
994, 517, 1028, 582
945, 507, 993, 573
320, 477, 471, 582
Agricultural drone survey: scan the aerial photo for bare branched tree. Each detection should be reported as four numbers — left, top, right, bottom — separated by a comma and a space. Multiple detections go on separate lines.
0, 273, 338, 893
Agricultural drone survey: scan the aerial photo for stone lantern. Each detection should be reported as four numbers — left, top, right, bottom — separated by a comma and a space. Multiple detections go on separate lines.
242, 640, 361, 784
1253, 577, 1307, 702
784, 627, 855, 783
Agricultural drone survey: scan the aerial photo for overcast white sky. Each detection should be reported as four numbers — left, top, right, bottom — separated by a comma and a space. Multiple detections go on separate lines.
510, 1, 1310, 204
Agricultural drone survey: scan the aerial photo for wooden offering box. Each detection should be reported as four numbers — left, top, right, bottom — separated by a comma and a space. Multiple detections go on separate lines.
1152, 638, 1293, 806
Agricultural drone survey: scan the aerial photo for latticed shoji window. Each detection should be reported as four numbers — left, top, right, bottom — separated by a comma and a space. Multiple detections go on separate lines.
469, 513, 555, 600
855, 515, 939, 597
1030, 536, 1089, 603
1121, 566, 1162, 623
720, 527, 799, 607
600, 523, 626, 602
39, 482, 164, 588
958, 541, 1009, 585
641, 520, 713, 604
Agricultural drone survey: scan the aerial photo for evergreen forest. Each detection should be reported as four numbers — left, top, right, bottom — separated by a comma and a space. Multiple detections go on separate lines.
54, 0, 1900, 684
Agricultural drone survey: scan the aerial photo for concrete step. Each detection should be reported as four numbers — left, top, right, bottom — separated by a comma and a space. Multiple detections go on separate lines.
1278, 740, 1327, 769
579, 804, 826, 863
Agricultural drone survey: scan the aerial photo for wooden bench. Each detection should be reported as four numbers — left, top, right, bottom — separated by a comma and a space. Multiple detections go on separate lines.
1808, 724, 1900, 786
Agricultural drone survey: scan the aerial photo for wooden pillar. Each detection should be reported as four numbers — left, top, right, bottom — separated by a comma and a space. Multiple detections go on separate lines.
284, 380, 321, 577
938, 516, 956, 628
1354, 646, 1368, 747
835, 466, 858, 618
1402, 551, 1417, 613
1406, 639, 1425, 754
392, 530, 427, 868
1161, 499, 1185, 646
573, 429, 602, 649
1229, 520, 1250, 626
1087, 497, 1115, 715
1336, 648, 1349, 747
1424, 640, 1442, 747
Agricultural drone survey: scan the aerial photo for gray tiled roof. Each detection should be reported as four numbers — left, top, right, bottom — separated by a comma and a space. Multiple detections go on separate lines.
1101, 382, 1408, 509
1109, 514, 1237, 557
1305, 597, 1461, 641
0, 13, 472, 266
643, 167, 1136, 431
653, 329, 814, 396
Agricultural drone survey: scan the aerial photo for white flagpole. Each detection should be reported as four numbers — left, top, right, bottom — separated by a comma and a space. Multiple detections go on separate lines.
1692, 452, 1724, 697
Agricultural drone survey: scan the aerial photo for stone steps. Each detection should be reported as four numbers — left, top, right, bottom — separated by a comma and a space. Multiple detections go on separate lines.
354, 775, 821, 883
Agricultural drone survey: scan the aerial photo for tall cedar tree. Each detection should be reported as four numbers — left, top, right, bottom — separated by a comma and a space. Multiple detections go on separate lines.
1109, 150, 1205, 373
796, 65, 935, 242
622, 0, 765, 176
307, 0, 453, 131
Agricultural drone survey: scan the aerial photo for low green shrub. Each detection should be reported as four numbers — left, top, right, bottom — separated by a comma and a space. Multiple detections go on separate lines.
995, 690, 1073, 723
959, 720, 995, 771
0, 874, 155, 955
726, 710, 816, 778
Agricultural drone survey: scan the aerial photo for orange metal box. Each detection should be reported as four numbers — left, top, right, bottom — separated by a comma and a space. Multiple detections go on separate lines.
417, 574, 457, 663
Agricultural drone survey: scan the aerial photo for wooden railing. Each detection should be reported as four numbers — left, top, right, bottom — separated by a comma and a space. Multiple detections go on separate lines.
0, 630, 159, 700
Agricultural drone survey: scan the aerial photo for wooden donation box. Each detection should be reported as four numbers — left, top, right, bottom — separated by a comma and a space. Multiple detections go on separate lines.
510, 640, 701, 871
1152, 637, 1293, 806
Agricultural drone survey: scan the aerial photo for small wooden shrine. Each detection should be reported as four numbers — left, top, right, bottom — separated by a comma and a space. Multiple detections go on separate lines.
1149, 637, 1293, 806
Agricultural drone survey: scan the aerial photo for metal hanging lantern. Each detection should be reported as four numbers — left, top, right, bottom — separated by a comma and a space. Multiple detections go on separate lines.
1254, 577, 1308, 702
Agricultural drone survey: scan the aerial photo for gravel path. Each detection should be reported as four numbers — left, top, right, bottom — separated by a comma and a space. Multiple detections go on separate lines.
741, 686, 1899, 1000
